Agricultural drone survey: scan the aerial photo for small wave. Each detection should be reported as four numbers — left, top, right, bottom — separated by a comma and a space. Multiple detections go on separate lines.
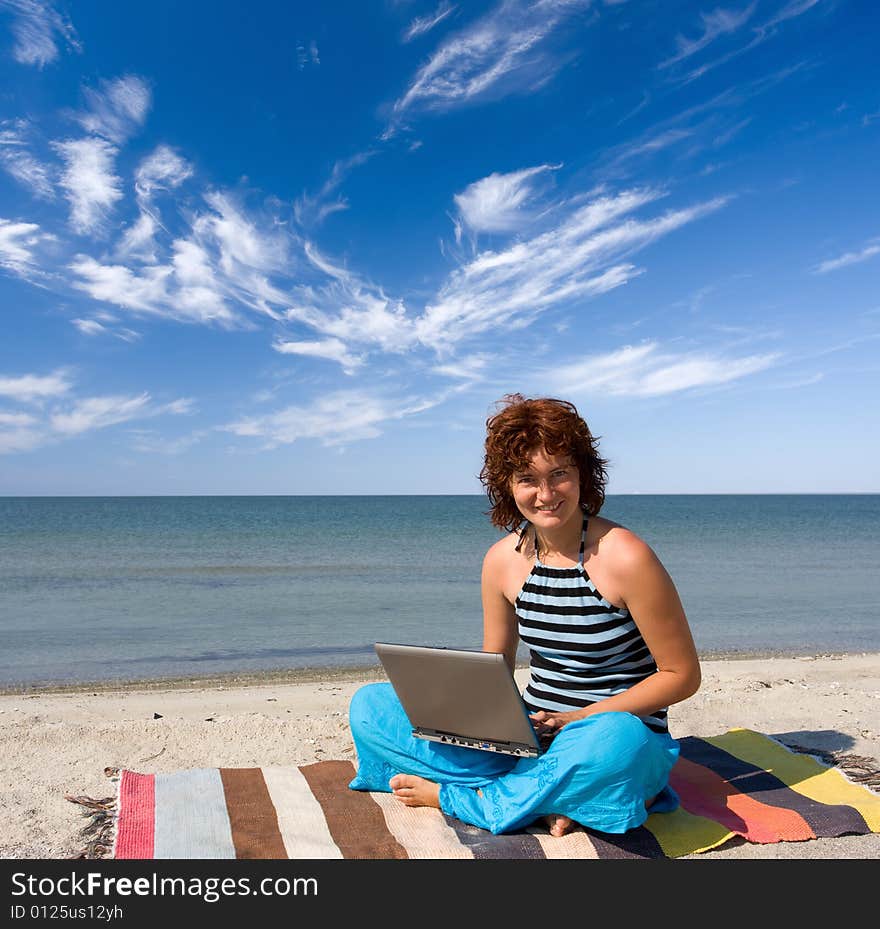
124, 564, 383, 576
117, 643, 377, 664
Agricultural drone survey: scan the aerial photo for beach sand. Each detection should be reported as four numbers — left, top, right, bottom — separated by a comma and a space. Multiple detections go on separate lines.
2, 653, 878, 860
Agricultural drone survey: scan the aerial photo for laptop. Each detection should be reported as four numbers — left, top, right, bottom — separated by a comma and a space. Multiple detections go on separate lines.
374, 642, 547, 758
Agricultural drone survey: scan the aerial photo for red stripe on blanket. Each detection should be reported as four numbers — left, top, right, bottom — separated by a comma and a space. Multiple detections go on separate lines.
671, 756, 815, 843
115, 770, 155, 859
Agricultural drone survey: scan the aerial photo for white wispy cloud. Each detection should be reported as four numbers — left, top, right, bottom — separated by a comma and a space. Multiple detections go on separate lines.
197, 190, 290, 282
293, 150, 376, 228
223, 387, 447, 449
50, 392, 152, 434
659, 3, 757, 69
224, 390, 395, 447
116, 147, 192, 263
0, 421, 44, 453
70, 191, 297, 326
70, 250, 240, 327
711, 117, 752, 147
454, 163, 560, 233
616, 91, 651, 126
602, 128, 696, 173
0, 119, 55, 199
403, 1, 456, 42
75, 74, 152, 143
116, 211, 160, 262
272, 337, 364, 375
0, 385, 193, 454
48, 391, 193, 437
770, 372, 824, 389
668, 0, 824, 84
432, 353, 490, 381
288, 242, 418, 353
0, 411, 37, 425
1, 0, 80, 67
601, 64, 807, 177
156, 397, 196, 415
69, 256, 173, 315
190, 192, 297, 322
71, 318, 107, 336
0, 368, 72, 402
52, 137, 122, 234
59, 170, 414, 355
134, 145, 193, 202
762, 0, 822, 31
0, 216, 54, 275
812, 239, 880, 274
542, 341, 779, 397
70, 315, 140, 342
417, 187, 729, 350
388, 0, 591, 130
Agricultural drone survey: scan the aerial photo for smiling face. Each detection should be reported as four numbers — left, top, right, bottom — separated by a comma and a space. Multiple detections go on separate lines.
510, 447, 581, 529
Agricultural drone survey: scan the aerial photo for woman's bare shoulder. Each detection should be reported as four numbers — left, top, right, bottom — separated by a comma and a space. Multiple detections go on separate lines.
591, 516, 655, 566
482, 530, 527, 579
484, 530, 522, 564
483, 530, 532, 603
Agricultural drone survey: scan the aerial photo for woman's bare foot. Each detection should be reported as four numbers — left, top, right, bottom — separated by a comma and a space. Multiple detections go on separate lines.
544, 794, 657, 836
545, 813, 574, 837
389, 774, 441, 808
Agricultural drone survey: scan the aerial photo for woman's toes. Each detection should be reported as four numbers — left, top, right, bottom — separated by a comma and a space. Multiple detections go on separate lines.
546, 814, 574, 837
389, 774, 440, 808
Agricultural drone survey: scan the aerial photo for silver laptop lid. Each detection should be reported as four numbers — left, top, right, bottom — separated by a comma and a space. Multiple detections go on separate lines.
374, 642, 540, 752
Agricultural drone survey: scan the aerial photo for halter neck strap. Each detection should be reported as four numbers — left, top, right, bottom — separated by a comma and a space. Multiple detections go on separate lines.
516, 511, 589, 565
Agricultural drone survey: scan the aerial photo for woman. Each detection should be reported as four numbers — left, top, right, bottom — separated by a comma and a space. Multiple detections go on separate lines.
348, 394, 701, 837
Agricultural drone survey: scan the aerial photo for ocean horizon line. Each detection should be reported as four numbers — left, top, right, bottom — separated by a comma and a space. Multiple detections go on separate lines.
2, 491, 878, 499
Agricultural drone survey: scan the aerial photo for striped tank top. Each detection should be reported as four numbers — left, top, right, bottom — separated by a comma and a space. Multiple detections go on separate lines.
515, 512, 668, 734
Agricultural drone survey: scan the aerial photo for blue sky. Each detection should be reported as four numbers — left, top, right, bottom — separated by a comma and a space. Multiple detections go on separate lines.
0, 0, 877, 495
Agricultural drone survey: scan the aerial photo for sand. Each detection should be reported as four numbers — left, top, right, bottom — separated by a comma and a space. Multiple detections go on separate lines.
1, 653, 878, 860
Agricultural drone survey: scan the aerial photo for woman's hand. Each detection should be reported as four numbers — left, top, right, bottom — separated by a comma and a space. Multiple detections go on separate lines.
529, 708, 583, 733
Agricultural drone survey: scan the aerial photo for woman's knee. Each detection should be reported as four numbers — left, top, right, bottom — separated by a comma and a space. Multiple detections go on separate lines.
349, 682, 400, 727
556, 711, 652, 767
594, 710, 649, 739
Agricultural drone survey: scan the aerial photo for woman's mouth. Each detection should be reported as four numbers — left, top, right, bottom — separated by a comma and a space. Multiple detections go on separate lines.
535, 501, 562, 514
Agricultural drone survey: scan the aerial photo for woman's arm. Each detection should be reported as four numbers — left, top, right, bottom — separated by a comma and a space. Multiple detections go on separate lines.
532, 530, 701, 731
481, 540, 520, 672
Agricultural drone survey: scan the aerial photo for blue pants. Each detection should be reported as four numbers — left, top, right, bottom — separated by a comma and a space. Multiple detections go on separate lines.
348, 682, 680, 835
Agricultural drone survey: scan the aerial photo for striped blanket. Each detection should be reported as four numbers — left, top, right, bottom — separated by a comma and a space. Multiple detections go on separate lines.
72, 729, 880, 859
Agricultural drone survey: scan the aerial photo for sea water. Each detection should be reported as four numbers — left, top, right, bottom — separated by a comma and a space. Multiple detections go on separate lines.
0, 494, 877, 687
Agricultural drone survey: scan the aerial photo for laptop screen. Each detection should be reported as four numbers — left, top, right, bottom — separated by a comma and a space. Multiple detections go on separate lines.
374, 643, 541, 754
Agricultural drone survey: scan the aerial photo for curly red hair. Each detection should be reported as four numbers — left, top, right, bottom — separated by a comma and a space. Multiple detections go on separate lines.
479, 393, 609, 532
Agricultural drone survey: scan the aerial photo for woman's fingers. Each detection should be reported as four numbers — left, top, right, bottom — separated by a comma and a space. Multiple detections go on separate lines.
531, 710, 563, 731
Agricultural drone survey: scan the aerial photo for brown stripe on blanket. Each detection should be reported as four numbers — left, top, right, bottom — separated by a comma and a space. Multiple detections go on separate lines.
300, 761, 408, 859
219, 768, 288, 859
